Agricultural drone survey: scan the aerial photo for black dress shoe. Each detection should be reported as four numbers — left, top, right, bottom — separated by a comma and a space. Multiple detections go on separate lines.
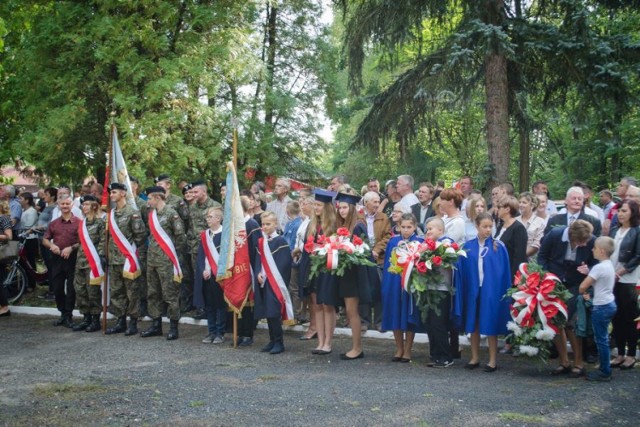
464, 362, 480, 370
0, 310, 10, 317
484, 364, 498, 373
340, 352, 364, 360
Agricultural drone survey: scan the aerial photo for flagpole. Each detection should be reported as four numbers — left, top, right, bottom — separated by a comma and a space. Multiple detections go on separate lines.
102, 118, 115, 333
232, 125, 239, 348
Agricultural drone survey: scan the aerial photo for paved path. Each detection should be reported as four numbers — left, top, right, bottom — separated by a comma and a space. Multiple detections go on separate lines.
1, 314, 638, 426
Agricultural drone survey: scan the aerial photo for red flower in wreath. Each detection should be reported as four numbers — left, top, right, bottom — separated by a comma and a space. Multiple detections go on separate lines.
416, 261, 428, 273
425, 239, 437, 251
336, 227, 350, 237
451, 242, 459, 250
304, 236, 316, 254
352, 235, 363, 246
432, 255, 443, 267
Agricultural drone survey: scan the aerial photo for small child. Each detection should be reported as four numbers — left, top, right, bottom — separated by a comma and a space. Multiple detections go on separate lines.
255, 211, 294, 354
579, 236, 618, 381
423, 217, 454, 368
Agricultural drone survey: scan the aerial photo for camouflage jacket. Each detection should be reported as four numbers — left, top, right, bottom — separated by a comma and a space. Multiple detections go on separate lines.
187, 197, 221, 254
76, 217, 105, 270
147, 205, 186, 267
107, 204, 147, 265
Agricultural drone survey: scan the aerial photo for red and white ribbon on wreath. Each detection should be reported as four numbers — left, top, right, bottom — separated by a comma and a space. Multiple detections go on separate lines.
394, 240, 422, 292
108, 211, 141, 280
149, 210, 183, 283
511, 263, 568, 333
78, 218, 104, 285
260, 236, 294, 321
322, 235, 355, 271
201, 229, 220, 278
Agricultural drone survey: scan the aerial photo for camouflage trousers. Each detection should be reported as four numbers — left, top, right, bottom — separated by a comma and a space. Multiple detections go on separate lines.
147, 262, 181, 321
73, 268, 102, 315
109, 266, 140, 319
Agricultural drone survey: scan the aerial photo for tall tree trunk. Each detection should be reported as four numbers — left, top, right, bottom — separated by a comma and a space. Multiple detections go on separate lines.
264, 3, 278, 128
518, 126, 530, 192
485, 52, 510, 187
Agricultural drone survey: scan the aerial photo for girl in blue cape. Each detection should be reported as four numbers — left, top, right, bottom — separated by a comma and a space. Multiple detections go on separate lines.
381, 213, 425, 363
453, 212, 511, 372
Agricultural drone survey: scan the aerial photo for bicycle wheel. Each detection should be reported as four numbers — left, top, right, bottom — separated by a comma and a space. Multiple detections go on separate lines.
3, 262, 27, 305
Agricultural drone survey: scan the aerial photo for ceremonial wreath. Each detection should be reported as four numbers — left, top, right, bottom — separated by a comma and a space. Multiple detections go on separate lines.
388, 238, 466, 320
506, 262, 572, 361
305, 227, 375, 278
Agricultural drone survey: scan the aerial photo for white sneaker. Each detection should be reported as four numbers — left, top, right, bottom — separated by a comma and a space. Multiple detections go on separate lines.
202, 334, 214, 344
212, 336, 225, 344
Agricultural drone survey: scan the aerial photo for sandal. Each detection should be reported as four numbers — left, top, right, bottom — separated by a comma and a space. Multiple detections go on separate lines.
620, 359, 637, 370
551, 365, 571, 376
610, 356, 625, 368
569, 366, 586, 378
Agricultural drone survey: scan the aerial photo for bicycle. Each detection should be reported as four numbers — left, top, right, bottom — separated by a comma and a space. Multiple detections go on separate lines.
1, 232, 48, 305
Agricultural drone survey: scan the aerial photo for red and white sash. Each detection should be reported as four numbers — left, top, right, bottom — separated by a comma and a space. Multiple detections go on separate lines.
108, 210, 141, 280
149, 209, 182, 283
260, 236, 294, 321
201, 229, 220, 278
78, 218, 104, 285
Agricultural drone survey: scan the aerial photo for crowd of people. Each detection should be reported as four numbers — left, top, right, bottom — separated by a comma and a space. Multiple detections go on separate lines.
0, 173, 638, 381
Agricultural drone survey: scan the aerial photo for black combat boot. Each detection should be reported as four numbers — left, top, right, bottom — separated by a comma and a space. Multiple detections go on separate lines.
140, 318, 163, 337
105, 316, 127, 335
166, 320, 179, 340
124, 318, 138, 336
85, 314, 101, 332
72, 314, 91, 332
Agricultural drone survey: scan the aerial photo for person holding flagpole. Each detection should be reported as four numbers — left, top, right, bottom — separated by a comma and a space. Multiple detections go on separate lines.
254, 211, 294, 354
71, 195, 105, 332
141, 186, 187, 340
105, 183, 147, 336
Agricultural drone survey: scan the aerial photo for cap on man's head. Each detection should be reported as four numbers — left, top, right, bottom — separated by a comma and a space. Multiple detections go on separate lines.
80, 195, 98, 203
109, 183, 127, 192
145, 186, 165, 196
335, 192, 361, 206
154, 174, 171, 184
314, 188, 336, 204
182, 183, 193, 195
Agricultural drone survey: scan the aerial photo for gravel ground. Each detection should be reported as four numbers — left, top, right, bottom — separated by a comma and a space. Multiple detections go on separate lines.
1, 314, 638, 427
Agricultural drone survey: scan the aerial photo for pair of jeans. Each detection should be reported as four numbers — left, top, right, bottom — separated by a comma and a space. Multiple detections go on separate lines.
591, 301, 617, 376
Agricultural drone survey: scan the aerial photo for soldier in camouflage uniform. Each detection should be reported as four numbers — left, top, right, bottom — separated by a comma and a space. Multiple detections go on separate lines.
71, 195, 105, 333
154, 174, 193, 312
186, 180, 221, 316
105, 183, 147, 336
130, 176, 150, 318
141, 186, 187, 340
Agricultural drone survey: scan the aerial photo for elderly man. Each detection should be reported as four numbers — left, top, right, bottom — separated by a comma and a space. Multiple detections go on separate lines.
545, 186, 601, 236
395, 174, 419, 211
359, 191, 391, 331
458, 176, 473, 220
42, 195, 80, 327
328, 175, 346, 192
267, 178, 292, 232
411, 182, 435, 231
51, 186, 83, 220
0, 185, 22, 238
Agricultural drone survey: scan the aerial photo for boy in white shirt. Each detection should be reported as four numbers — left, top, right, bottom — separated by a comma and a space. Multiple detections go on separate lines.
579, 236, 617, 381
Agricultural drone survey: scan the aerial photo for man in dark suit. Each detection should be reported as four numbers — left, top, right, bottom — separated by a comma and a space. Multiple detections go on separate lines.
411, 182, 435, 232
538, 220, 597, 377
545, 186, 601, 236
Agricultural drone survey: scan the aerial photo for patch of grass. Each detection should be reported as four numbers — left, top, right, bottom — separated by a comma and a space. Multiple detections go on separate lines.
257, 375, 279, 382
33, 382, 107, 398
189, 400, 205, 408
498, 412, 545, 423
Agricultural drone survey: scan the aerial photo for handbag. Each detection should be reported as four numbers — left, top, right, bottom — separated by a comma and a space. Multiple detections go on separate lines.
0, 241, 19, 262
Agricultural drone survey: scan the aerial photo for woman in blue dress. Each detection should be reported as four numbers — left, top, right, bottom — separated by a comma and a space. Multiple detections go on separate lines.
453, 212, 512, 372
381, 213, 424, 362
